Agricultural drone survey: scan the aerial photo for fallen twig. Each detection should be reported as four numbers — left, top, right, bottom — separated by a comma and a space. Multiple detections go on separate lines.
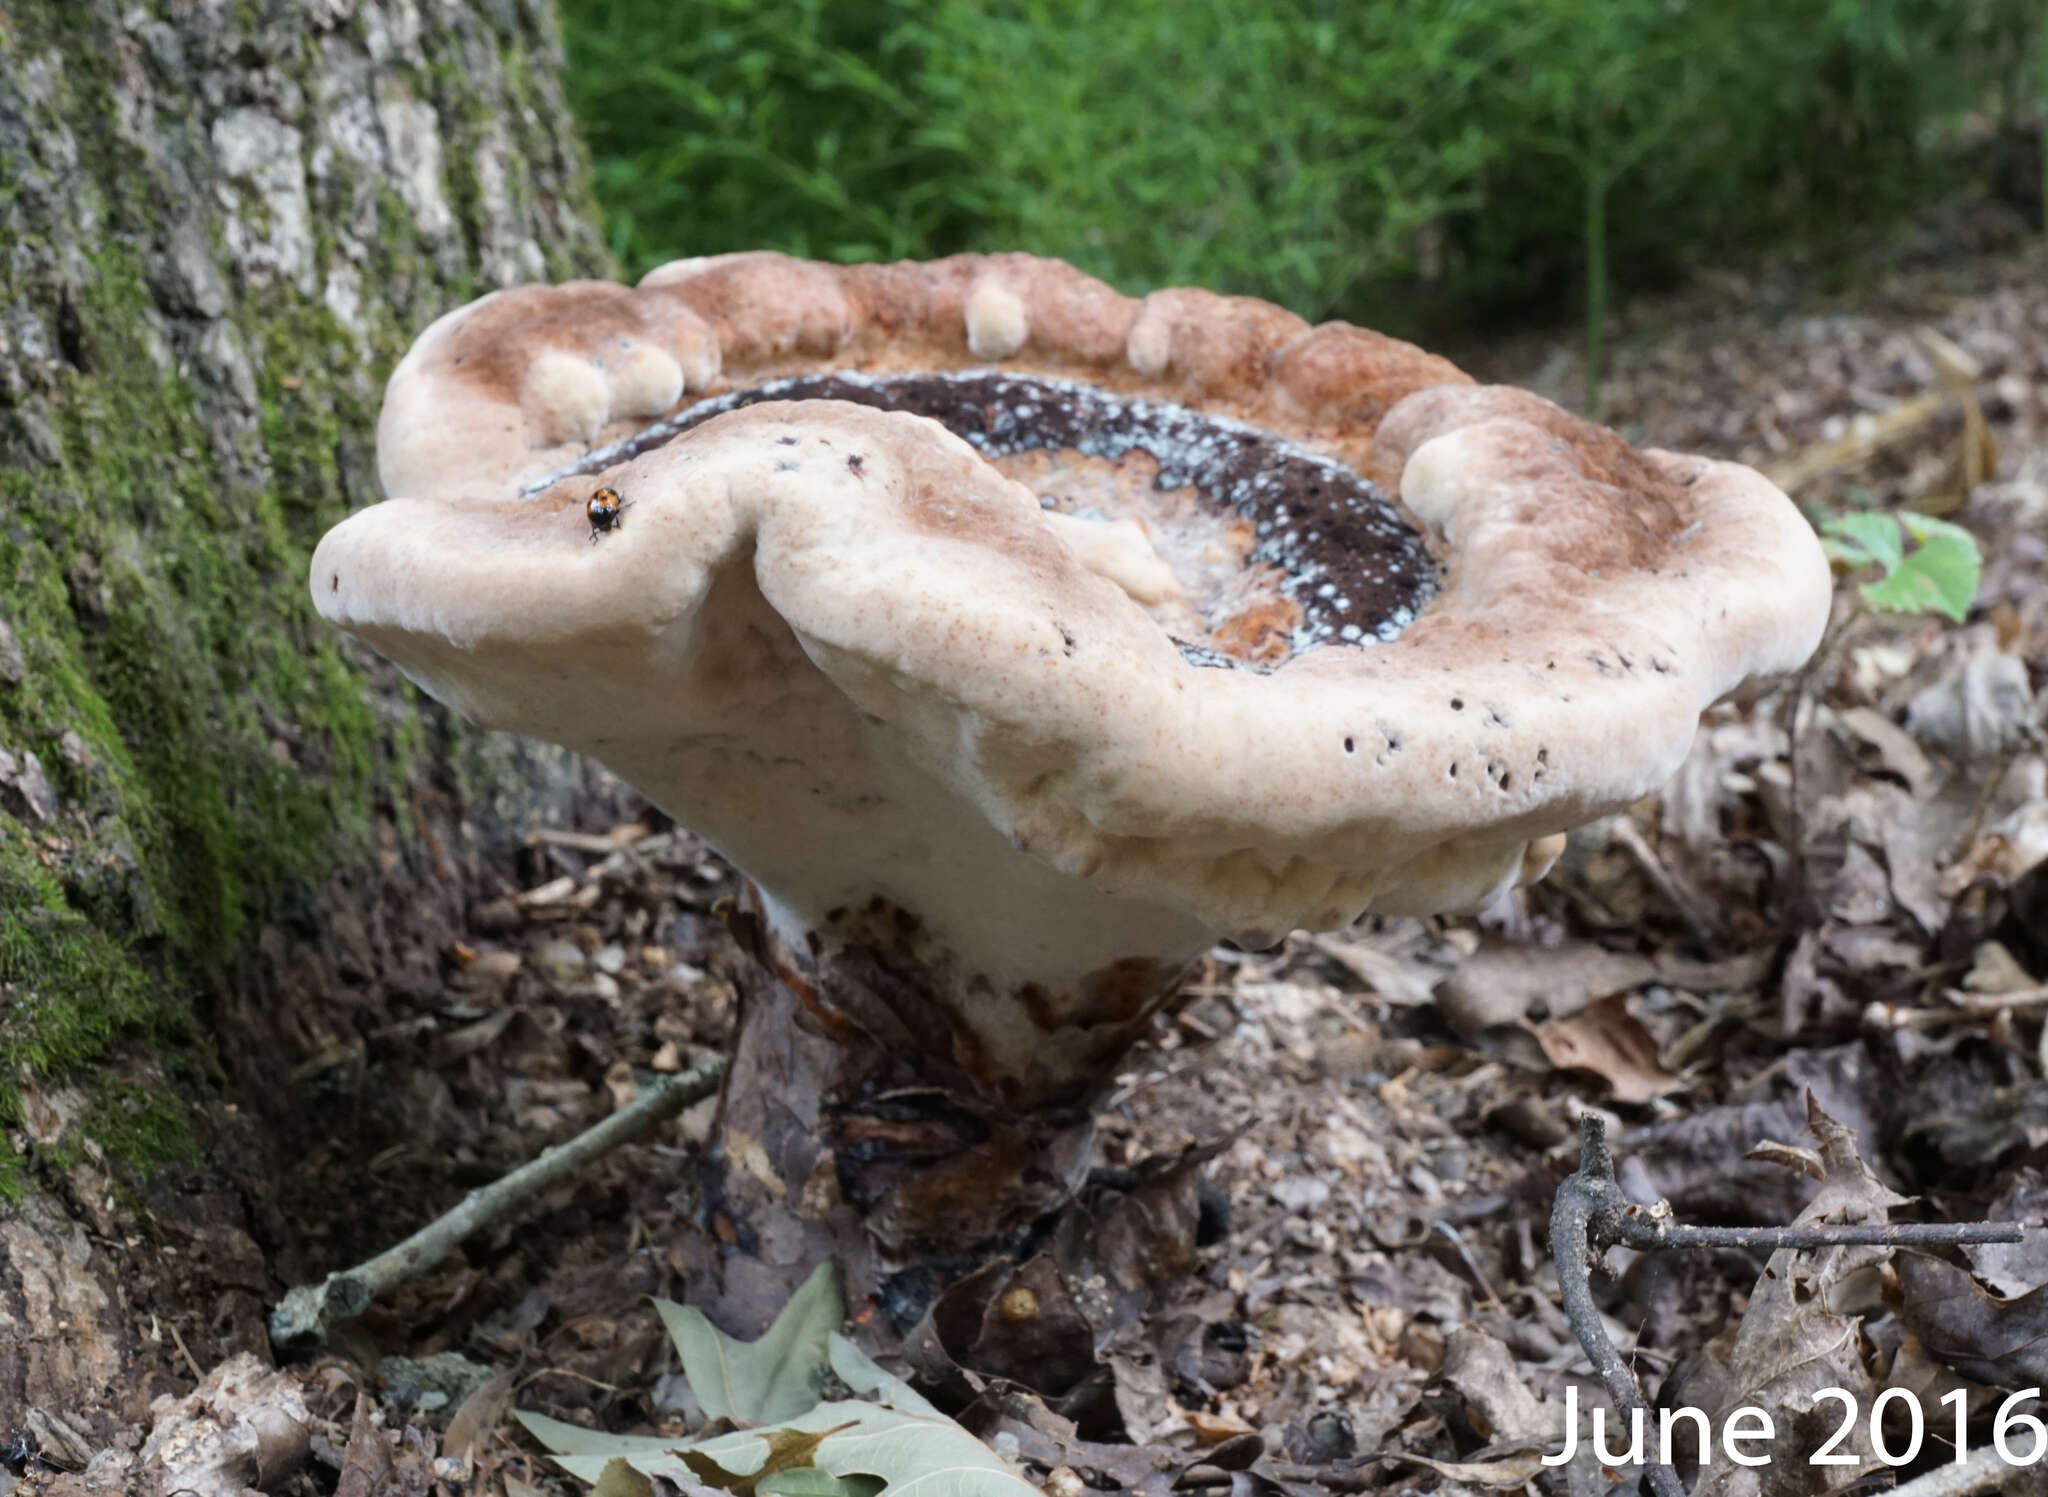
1887, 1441, 2029, 1497
1762, 328, 1994, 497
1607, 817, 1718, 948
269, 1054, 725, 1349
1431, 1220, 1504, 1308
1550, 1116, 2025, 1497
1550, 1118, 1686, 1497
164, 1315, 205, 1384
1783, 600, 1863, 928
1627, 1216, 2022, 1251
1866, 985, 2048, 1030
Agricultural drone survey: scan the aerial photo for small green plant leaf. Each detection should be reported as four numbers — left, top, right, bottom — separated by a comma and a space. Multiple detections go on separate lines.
1891, 513, 1982, 623
649, 1261, 843, 1424
1819, 510, 1902, 572
1819, 509, 1981, 624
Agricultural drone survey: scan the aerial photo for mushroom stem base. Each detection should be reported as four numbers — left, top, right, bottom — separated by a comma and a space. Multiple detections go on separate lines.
675, 908, 1184, 1338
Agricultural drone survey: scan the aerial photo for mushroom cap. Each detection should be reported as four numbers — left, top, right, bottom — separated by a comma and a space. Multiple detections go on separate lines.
317, 252, 1829, 1005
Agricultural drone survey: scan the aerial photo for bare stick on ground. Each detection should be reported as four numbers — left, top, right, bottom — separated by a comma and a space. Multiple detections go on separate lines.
1549, 1115, 2025, 1497
1549, 1118, 1687, 1497
1887, 1442, 2034, 1497
269, 1055, 726, 1349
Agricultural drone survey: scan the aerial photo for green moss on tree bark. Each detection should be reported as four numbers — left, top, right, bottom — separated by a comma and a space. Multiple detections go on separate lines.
0, 0, 607, 1208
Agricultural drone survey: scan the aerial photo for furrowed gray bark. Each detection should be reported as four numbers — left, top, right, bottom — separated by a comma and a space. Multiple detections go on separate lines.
0, 0, 611, 1435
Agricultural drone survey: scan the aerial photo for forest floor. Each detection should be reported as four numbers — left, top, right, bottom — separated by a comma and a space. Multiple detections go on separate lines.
11, 197, 2048, 1497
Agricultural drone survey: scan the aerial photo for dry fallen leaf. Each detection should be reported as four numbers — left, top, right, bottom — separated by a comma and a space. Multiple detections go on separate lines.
336, 1394, 394, 1497
592, 1456, 657, 1497
1744, 1140, 1825, 1181
1185, 1410, 1257, 1446
1963, 1173, 2048, 1297
677, 1423, 852, 1495
1613, 1046, 1882, 1222
1896, 1252, 2048, 1388
440, 1368, 516, 1473
1687, 1100, 1905, 1497
1438, 936, 1767, 1032
1436, 1327, 1556, 1451
1438, 939, 1661, 1030
1380, 1448, 1546, 1487
1907, 644, 2036, 764
1836, 704, 1937, 796
139, 1354, 314, 1497
1943, 800, 2048, 896
1532, 994, 1685, 1104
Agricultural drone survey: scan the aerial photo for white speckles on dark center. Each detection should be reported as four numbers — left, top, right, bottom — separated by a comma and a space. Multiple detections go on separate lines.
530, 369, 1439, 669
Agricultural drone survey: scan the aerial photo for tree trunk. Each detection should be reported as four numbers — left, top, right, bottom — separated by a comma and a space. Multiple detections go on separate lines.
0, 0, 608, 1438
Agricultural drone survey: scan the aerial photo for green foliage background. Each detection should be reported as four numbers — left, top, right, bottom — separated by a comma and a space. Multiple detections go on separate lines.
562, 0, 2045, 349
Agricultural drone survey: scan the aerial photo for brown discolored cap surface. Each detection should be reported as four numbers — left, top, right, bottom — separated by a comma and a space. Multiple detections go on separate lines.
318, 251, 1831, 1073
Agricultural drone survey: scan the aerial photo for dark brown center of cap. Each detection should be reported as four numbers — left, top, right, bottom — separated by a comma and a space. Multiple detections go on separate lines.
541, 370, 1438, 667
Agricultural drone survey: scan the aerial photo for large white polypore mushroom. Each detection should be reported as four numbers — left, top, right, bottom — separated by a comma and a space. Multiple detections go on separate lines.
312, 252, 1831, 1317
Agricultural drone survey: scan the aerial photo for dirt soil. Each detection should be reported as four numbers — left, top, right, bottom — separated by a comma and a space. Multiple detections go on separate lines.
7, 200, 2048, 1497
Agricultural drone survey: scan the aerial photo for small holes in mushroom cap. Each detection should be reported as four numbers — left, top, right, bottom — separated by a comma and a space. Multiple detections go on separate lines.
1343, 736, 1355, 753
1450, 697, 1464, 711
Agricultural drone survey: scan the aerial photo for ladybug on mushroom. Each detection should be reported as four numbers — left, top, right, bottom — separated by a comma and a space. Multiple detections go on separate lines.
586, 485, 629, 542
